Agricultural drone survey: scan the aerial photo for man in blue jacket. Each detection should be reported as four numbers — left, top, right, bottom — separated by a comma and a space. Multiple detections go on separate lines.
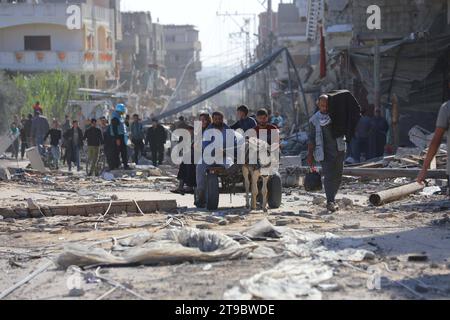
195, 111, 231, 208
110, 104, 130, 170
231, 105, 257, 132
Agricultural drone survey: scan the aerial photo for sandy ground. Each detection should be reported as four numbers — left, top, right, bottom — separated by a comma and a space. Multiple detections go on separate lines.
0, 158, 450, 300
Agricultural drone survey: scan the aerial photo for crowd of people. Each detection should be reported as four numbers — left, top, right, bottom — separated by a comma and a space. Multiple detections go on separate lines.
348, 108, 389, 163
7, 102, 169, 175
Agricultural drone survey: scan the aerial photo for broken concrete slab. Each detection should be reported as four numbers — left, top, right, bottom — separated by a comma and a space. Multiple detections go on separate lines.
0, 166, 11, 181
0, 199, 177, 219
26, 147, 48, 173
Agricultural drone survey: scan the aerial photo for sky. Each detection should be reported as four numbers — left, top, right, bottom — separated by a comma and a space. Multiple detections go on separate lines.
121, 0, 282, 69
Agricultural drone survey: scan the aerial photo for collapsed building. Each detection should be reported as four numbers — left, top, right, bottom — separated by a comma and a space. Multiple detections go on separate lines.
117, 12, 167, 97
321, 0, 450, 146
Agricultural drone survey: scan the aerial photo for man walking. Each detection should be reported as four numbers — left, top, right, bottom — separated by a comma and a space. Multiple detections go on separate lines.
10, 122, 20, 160
20, 114, 33, 160
369, 109, 389, 159
351, 110, 372, 163
64, 120, 84, 172
31, 111, 50, 156
130, 114, 145, 164
418, 100, 450, 195
307, 95, 347, 213
84, 119, 104, 176
146, 119, 167, 167
44, 120, 62, 169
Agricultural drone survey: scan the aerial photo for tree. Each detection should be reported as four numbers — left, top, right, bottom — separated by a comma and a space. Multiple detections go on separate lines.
14, 71, 82, 120
0, 71, 25, 133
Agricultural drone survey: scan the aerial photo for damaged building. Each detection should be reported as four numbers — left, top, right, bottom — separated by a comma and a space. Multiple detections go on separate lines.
116, 11, 167, 97
164, 25, 202, 105
321, 0, 450, 146
0, 0, 122, 89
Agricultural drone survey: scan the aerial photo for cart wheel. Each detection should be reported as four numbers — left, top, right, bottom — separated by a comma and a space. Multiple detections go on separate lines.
268, 173, 282, 209
206, 173, 220, 211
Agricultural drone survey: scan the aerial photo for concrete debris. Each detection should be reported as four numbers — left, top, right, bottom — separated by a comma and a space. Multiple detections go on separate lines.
312, 197, 326, 206
26, 147, 48, 173
224, 259, 333, 300
0, 166, 11, 181
420, 186, 441, 196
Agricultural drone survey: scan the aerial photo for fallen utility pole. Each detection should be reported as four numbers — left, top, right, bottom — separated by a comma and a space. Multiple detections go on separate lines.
341, 168, 448, 180
290, 167, 448, 180
369, 182, 425, 206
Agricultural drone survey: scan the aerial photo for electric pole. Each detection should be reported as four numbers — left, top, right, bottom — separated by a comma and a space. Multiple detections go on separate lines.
217, 12, 255, 107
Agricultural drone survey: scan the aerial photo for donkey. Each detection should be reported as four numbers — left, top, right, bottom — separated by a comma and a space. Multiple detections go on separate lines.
242, 136, 272, 212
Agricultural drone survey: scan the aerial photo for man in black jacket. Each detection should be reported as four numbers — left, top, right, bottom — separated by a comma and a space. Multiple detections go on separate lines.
44, 120, 62, 169
84, 119, 104, 176
146, 119, 167, 167
63, 120, 84, 172
20, 114, 33, 160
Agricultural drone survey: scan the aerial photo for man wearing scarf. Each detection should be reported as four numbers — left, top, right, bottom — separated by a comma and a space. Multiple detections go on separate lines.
307, 95, 347, 213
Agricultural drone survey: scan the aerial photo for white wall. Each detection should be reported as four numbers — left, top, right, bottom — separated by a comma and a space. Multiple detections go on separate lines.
0, 24, 83, 52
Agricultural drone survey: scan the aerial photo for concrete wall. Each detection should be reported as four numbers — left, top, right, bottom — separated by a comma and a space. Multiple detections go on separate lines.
0, 24, 83, 52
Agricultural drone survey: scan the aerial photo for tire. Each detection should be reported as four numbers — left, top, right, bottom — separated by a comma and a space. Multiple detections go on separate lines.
205, 173, 220, 211
268, 173, 282, 209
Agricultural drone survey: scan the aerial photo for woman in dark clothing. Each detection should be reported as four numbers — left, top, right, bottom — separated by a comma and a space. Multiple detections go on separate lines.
172, 126, 196, 194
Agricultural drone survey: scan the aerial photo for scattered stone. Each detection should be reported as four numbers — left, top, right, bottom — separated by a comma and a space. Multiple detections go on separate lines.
430, 263, 440, 269
202, 264, 213, 271
408, 254, 429, 263
340, 198, 354, 208
312, 197, 326, 206
375, 213, 396, 219
0, 215, 3, 220
343, 223, 360, 230
405, 213, 418, 220
318, 283, 341, 292
218, 219, 228, 226
293, 197, 300, 201
276, 219, 291, 227
321, 215, 335, 222
196, 224, 213, 230
110, 194, 119, 201
206, 216, 223, 224
225, 215, 241, 223
68, 288, 85, 297
298, 211, 315, 220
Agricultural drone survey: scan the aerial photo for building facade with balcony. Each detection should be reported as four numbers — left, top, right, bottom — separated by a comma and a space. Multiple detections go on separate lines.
0, 0, 122, 89
117, 11, 166, 95
164, 25, 202, 103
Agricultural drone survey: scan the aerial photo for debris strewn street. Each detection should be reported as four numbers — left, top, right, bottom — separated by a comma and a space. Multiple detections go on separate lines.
0, 153, 449, 300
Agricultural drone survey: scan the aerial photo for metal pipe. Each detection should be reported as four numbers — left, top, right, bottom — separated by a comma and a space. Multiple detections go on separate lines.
369, 182, 425, 206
